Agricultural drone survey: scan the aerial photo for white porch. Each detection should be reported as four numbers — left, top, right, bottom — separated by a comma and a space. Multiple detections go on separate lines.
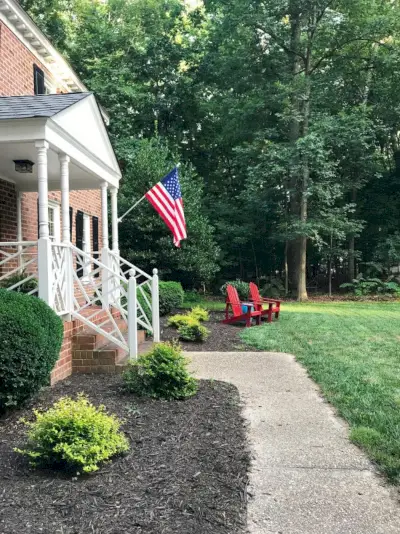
0, 93, 160, 357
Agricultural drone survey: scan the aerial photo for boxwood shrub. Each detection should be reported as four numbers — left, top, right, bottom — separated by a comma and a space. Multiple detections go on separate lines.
0, 289, 63, 412
159, 281, 184, 315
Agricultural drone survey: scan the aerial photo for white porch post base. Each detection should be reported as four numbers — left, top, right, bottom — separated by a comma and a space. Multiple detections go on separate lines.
101, 248, 110, 309
152, 269, 160, 342
128, 269, 138, 359
38, 238, 53, 307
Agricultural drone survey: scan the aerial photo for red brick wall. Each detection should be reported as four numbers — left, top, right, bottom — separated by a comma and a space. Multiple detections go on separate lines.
0, 21, 54, 96
0, 20, 108, 386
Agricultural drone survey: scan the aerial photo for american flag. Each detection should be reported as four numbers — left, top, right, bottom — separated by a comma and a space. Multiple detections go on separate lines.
145, 167, 187, 247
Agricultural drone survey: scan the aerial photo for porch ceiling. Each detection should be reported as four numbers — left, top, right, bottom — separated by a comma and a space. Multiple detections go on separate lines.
0, 93, 122, 191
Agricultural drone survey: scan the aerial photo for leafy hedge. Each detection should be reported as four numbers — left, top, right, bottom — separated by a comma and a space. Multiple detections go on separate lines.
0, 289, 63, 411
123, 342, 197, 399
159, 281, 184, 315
220, 280, 249, 301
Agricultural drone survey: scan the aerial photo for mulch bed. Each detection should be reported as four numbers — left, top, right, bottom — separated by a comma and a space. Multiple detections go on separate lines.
161, 311, 262, 352
0, 375, 249, 534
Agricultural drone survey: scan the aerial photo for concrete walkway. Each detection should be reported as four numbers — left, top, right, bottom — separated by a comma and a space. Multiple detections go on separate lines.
187, 352, 400, 534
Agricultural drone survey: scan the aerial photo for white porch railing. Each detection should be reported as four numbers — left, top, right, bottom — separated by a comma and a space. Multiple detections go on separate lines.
0, 241, 38, 296
0, 240, 159, 359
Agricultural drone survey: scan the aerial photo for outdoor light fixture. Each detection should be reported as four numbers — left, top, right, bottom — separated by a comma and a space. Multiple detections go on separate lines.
13, 160, 35, 174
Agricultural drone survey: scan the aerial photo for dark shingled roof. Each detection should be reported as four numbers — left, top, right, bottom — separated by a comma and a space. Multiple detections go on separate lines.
0, 93, 91, 120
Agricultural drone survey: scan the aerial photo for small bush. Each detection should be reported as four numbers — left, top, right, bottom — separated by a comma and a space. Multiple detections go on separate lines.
0, 272, 38, 294
340, 277, 400, 297
184, 290, 202, 304
123, 342, 198, 400
190, 306, 209, 322
16, 395, 129, 474
0, 289, 63, 412
220, 280, 249, 301
159, 281, 185, 315
178, 323, 210, 342
167, 313, 198, 328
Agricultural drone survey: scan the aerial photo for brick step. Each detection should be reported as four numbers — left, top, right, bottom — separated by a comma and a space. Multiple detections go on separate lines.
72, 328, 148, 375
74, 317, 128, 351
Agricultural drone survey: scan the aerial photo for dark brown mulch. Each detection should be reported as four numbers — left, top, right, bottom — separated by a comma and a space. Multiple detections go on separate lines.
0, 375, 249, 534
161, 311, 262, 352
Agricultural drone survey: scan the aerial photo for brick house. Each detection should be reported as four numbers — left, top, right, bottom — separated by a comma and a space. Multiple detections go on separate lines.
0, 0, 159, 384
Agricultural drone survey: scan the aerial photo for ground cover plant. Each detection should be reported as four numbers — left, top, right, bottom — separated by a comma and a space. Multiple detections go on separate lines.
241, 301, 400, 484
123, 342, 198, 399
0, 289, 63, 412
168, 307, 211, 342
0, 375, 249, 534
16, 395, 129, 474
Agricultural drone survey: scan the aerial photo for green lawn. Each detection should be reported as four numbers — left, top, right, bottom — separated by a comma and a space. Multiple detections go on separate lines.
240, 301, 400, 484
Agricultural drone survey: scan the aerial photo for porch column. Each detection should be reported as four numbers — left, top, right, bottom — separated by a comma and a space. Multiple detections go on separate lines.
16, 190, 22, 269
110, 187, 119, 253
101, 181, 109, 249
59, 154, 70, 243
36, 140, 53, 307
100, 182, 110, 307
59, 154, 73, 318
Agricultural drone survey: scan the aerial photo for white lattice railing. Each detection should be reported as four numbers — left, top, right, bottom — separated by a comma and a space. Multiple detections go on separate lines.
108, 250, 157, 336
52, 243, 70, 315
70, 244, 130, 352
0, 241, 38, 296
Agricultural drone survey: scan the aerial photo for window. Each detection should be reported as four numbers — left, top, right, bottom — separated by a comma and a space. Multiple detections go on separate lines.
48, 202, 60, 242
33, 64, 45, 95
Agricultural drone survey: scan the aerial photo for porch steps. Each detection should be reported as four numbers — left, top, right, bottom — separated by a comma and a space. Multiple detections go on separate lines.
72, 322, 151, 375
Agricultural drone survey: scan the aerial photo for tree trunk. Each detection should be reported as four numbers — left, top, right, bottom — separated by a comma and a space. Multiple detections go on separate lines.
284, 241, 289, 296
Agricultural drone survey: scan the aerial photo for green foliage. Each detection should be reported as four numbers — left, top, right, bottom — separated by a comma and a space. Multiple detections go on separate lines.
0, 289, 63, 411
340, 278, 400, 297
159, 281, 185, 315
123, 342, 198, 400
0, 272, 38, 294
16, 395, 129, 474
167, 313, 197, 328
190, 306, 209, 322
260, 277, 286, 298
184, 290, 203, 304
220, 280, 249, 301
137, 285, 152, 328
178, 322, 210, 342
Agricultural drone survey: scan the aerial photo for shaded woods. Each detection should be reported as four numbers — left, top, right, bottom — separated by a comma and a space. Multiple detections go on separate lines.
22, 0, 400, 299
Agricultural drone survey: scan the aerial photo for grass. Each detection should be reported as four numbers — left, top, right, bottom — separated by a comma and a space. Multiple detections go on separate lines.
240, 301, 400, 484
182, 296, 225, 311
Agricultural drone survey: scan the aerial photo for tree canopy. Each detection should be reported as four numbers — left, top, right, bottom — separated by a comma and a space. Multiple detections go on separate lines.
22, 0, 400, 297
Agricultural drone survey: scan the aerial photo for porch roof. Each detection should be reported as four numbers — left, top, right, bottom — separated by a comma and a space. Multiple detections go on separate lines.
0, 93, 121, 191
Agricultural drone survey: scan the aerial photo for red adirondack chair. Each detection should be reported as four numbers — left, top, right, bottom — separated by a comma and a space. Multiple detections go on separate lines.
249, 282, 281, 323
223, 285, 262, 327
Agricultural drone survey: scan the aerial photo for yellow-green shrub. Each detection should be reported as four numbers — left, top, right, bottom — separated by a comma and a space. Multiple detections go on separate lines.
15, 395, 129, 474
167, 313, 199, 328
178, 323, 210, 342
190, 306, 209, 322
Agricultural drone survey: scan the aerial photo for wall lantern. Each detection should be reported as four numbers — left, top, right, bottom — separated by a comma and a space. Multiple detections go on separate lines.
13, 160, 35, 174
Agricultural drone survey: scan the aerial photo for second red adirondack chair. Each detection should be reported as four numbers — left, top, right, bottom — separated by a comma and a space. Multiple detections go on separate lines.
249, 282, 281, 323
223, 284, 262, 327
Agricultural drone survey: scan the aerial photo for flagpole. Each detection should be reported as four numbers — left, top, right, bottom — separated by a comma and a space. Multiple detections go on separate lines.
117, 195, 146, 224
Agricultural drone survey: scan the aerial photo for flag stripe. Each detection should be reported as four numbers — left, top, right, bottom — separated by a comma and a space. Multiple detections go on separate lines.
145, 168, 187, 247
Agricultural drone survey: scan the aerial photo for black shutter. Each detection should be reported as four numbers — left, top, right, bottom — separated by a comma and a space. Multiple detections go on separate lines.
33, 65, 45, 95
92, 216, 99, 277
76, 210, 84, 278
69, 207, 73, 242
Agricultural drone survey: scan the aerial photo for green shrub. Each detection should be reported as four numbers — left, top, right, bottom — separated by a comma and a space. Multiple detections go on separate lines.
184, 290, 202, 304
167, 313, 198, 328
159, 281, 184, 315
190, 306, 209, 322
0, 289, 63, 411
340, 277, 400, 297
0, 272, 38, 294
16, 395, 129, 474
220, 280, 249, 301
123, 342, 198, 400
178, 322, 210, 342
